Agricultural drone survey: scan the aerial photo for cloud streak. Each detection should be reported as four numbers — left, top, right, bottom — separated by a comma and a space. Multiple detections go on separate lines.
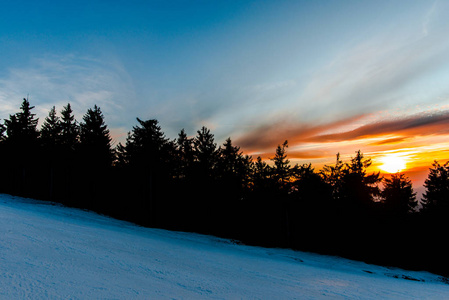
236, 110, 449, 158
0, 54, 136, 143
311, 111, 449, 143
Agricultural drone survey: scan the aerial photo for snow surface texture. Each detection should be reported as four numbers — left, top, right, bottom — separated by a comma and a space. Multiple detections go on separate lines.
0, 194, 448, 299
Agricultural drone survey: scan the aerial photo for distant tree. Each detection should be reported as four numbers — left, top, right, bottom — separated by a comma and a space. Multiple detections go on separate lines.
175, 129, 195, 179
271, 140, 291, 190
193, 126, 218, 177
421, 161, 449, 215
292, 163, 331, 203
124, 118, 172, 169
2, 98, 40, 196
338, 150, 382, 211
60, 103, 79, 150
321, 153, 344, 200
40, 106, 61, 148
0, 122, 6, 142
4, 98, 39, 144
120, 118, 176, 225
114, 142, 128, 167
79, 105, 113, 168
381, 173, 417, 216
217, 138, 253, 194
251, 156, 272, 192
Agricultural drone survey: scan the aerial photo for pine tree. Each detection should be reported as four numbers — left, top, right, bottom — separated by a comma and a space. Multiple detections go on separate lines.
79, 105, 113, 167
176, 129, 195, 179
252, 156, 271, 188
60, 103, 79, 150
2, 98, 40, 196
5, 98, 39, 144
421, 161, 449, 214
193, 126, 218, 176
218, 138, 253, 192
124, 118, 171, 168
339, 150, 382, 211
40, 106, 61, 148
382, 173, 417, 216
321, 153, 344, 200
219, 138, 241, 175
271, 140, 291, 188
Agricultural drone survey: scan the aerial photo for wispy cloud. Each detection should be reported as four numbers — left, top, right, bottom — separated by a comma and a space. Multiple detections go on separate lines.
310, 110, 449, 143
0, 54, 136, 142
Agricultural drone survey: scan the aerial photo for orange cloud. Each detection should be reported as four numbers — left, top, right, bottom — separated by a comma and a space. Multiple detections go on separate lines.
310, 110, 449, 143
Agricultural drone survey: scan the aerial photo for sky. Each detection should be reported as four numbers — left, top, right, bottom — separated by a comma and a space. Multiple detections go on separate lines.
1, 0, 449, 194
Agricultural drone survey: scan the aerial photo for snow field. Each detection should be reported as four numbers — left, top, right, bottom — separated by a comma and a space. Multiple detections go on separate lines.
0, 194, 448, 299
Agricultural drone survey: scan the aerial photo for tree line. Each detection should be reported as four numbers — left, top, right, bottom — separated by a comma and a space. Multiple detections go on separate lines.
0, 98, 448, 277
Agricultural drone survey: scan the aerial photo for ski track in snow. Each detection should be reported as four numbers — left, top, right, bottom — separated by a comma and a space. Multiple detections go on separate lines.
0, 194, 448, 299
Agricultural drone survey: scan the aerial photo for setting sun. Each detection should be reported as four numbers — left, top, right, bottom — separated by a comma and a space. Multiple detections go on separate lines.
379, 154, 407, 173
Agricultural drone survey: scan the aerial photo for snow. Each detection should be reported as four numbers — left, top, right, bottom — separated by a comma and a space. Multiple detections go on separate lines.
0, 194, 448, 299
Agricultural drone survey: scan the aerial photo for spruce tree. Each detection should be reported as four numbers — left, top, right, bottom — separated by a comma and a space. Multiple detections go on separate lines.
193, 126, 218, 176
60, 103, 79, 150
339, 150, 382, 211
125, 118, 171, 168
2, 98, 40, 196
40, 106, 61, 148
382, 173, 417, 216
271, 140, 291, 188
421, 161, 449, 215
176, 129, 194, 179
5, 98, 39, 144
218, 138, 253, 192
79, 105, 113, 167
321, 153, 344, 200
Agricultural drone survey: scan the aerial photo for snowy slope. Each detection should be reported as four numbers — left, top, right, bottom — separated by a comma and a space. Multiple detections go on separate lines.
0, 194, 448, 299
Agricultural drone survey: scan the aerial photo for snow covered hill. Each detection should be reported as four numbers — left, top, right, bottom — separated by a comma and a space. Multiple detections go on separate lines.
0, 194, 448, 299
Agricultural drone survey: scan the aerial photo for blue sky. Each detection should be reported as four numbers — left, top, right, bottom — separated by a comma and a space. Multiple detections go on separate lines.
1, 0, 449, 179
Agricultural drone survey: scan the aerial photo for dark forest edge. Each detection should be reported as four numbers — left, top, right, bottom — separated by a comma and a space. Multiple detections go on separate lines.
1, 98, 448, 277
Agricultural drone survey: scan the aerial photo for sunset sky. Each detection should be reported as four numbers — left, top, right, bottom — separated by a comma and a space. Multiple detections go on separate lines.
1, 1, 449, 194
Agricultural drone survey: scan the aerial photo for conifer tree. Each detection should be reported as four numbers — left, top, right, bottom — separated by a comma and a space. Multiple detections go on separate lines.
421, 161, 449, 214
252, 156, 271, 189
339, 150, 382, 210
218, 138, 253, 191
193, 126, 218, 176
124, 118, 171, 168
40, 106, 61, 148
271, 140, 291, 188
60, 103, 79, 150
381, 173, 417, 215
321, 153, 344, 200
176, 129, 194, 178
5, 98, 39, 144
79, 105, 113, 167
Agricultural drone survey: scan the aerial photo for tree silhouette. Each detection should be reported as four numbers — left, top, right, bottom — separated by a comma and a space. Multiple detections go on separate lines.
5, 98, 39, 144
193, 126, 218, 178
60, 103, 79, 150
2, 98, 40, 196
119, 118, 175, 225
175, 129, 195, 179
381, 173, 417, 216
123, 118, 172, 168
339, 150, 382, 212
271, 140, 291, 191
79, 105, 113, 168
40, 106, 62, 148
321, 153, 344, 201
421, 161, 449, 215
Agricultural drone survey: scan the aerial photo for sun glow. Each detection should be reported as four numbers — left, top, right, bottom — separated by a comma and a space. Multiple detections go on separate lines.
379, 154, 407, 173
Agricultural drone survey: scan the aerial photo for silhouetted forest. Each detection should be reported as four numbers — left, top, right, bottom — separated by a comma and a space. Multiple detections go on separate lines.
1, 98, 448, 277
